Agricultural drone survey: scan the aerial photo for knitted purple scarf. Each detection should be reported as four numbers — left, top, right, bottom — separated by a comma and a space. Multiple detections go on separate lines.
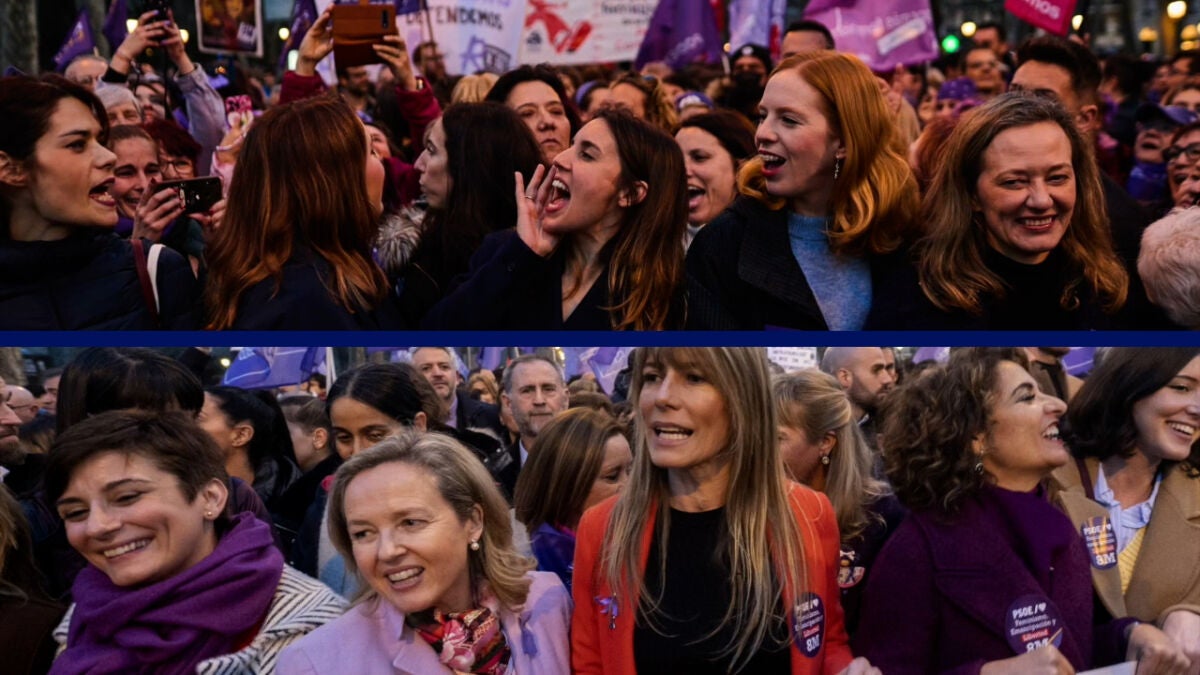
52, 513, 283, 675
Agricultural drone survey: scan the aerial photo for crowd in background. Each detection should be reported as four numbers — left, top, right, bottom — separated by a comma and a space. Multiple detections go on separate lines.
3, 13, 1200, 330
0, 345, 1198, 674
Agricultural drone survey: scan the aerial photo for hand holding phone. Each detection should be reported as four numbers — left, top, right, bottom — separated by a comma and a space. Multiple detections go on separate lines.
153, 177, 224, 215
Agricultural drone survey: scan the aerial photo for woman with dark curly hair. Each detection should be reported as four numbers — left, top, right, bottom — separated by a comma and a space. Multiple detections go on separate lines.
1054, 348, 1200, 668
855, 348, 1187, 675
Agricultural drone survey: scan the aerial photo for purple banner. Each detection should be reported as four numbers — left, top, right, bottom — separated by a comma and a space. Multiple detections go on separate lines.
102, 0, 128, 52
279, 0, 318, 69
54, 9, 96, 72
635, 0, 723, 70
804, 0, 938, 72
223, 347, 326, 389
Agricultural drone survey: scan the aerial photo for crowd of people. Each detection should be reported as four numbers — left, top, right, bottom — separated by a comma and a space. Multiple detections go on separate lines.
4, 13, 1200, 329
0, 345, 1197, 674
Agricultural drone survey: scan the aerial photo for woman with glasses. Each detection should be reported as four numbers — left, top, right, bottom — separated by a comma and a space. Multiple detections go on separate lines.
1166, 121, 1200, 209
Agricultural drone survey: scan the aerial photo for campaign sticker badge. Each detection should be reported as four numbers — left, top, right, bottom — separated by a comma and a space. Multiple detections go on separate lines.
792, 592, 825, 657
837, 548, 865, 588
1081, 516, 1117, 569
1005, 595, 1064, 654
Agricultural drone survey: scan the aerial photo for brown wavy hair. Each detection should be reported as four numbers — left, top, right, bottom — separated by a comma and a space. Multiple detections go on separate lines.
572, 109, 686, 330
879, 348, 1029, 515
915, 92, 1127, 315
204, 95, 388, 328
513, 407, 624, 531
736, 51, 920, 256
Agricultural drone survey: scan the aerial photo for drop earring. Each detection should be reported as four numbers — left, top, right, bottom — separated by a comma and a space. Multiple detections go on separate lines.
833, 157, 843, 181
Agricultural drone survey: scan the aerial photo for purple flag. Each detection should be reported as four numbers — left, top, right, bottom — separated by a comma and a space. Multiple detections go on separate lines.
223, 347, 326, 389
55, 9, 96, 72
1062, 347, 1096, 377
580, 347, 634, 395
279, 0, 319, 69
728, 0, 786, 58
804, 0, 938, 72
102, 0, 128, 52
635, 0, 722, 70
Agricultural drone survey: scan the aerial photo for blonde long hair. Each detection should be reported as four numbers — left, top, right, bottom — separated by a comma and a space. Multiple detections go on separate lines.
773, 369, 889, 541
327, 432, 535, 609
600, 347, 806, 670
737, 51, 920, 257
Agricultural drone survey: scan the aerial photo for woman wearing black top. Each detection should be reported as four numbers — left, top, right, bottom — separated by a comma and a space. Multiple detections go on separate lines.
866, 92, 1148, 330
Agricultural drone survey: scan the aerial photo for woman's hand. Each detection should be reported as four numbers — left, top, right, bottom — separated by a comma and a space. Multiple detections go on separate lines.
296, 6, 335, 76
1129, 622, 1192, 675
215, 110, 252, 166
373, 35, 418, 91
112, 11, 169, 74
158, 12, 196, 74
514, 165, 560, 258
132, 183, 184, 242
836, 656, 881, 675
1161, 611, 1200, 675
193, 198, 226, 240
980, 645, 1075, 675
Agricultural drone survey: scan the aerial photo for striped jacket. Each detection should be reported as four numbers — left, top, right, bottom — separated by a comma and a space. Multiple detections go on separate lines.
55, 565, 346, 674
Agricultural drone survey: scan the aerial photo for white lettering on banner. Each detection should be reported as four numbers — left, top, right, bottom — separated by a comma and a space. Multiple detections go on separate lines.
1020, 0, 1062, 20
666, 34, 705, 63
878, 17, 926, 55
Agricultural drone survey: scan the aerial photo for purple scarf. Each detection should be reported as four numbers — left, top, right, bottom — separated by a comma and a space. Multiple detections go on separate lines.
52, 513, 283, 675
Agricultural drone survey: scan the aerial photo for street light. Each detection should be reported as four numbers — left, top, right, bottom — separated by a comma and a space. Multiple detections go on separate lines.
180, 29, 189, 44
1168, 1, 1188, 20
1183, 25, 1200, 40
1072, 15, 1084, 31
279, 27, 291, 41
1140, 26, 1160, 42
961, 21, 977, 38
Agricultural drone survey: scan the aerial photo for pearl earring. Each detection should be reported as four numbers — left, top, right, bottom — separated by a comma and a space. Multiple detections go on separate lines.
469, 540, 480, 551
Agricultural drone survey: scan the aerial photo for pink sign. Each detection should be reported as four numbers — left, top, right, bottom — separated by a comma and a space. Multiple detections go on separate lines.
1004, 0, 1078, 36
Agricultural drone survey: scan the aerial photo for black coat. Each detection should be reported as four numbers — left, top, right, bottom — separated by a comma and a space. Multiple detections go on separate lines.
455, 389, 504, 439
422, 230, 614, 330
864, 245, 1152, 330
688, 197, 891, 330
230, 245, 404, 330
0, 229, 199, 330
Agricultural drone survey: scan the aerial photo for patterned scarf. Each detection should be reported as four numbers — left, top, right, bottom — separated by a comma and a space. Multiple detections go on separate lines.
410, 606, 511, 675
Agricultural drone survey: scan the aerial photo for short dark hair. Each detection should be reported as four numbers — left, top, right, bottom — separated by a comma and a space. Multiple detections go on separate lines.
785, 20, 835, 50
57, 348, 204, 433
880, 348, 1029, 514
677, 109, 756, 164
0, 74, 109, 229
975, 21, 1006, 42
1064, 348, 1200, 475
1016, 35, 1102, 103
485, 64, 581, 136
1173, 50, 1200, 75
45, 410, 229, 512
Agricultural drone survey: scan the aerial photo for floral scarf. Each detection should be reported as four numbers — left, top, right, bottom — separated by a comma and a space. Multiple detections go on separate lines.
410, 606, 511, 675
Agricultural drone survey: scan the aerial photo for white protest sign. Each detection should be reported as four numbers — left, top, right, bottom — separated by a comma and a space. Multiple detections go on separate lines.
400, 0, 528, 75
519, 0, 656, 66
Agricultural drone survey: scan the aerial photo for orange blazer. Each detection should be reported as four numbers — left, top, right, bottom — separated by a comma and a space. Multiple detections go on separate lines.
571, 482, 854, 675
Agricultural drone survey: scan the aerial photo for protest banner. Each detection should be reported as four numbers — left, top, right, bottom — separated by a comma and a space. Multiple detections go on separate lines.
1004, 0, 1077, 36
635, 0, 722, 69
197, 0, 264, 56
398, 0, 527, 75
519, 0, 657, 66
804, 0, 938, 72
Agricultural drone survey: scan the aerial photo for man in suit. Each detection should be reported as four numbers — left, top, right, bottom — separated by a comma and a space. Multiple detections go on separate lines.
410, 347, 504, 439
495, 354, 570, 499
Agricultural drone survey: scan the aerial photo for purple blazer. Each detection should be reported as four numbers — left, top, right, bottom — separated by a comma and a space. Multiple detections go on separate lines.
276, 571, 571, 675
852, 489, 1132, 675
